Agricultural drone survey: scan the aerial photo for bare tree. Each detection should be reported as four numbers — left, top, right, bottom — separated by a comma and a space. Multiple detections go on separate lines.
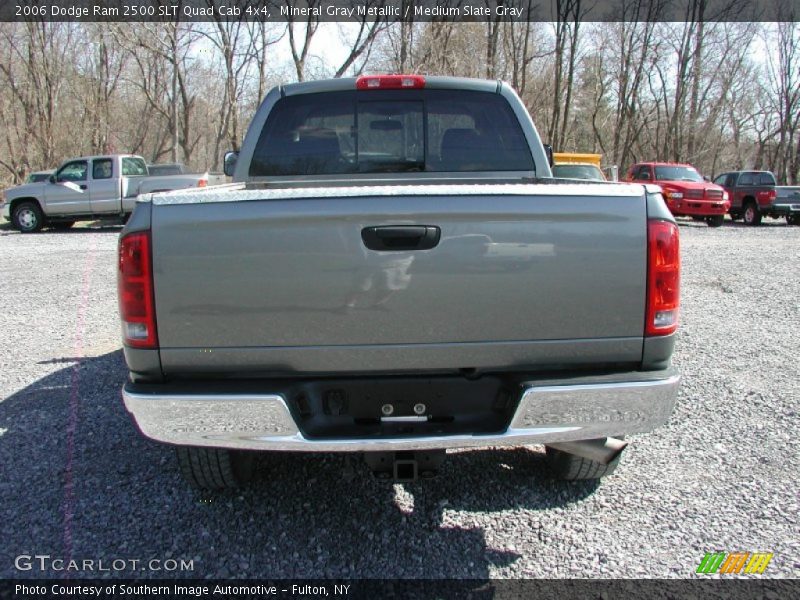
484, 0, 503, 79
199, 14, 259, 166
502, 4, 548, 97
603, 4, 664, 168
333, 2, 393, 77
548, 0, 588, 150
80, 24, 128, 154
0, 22, 74, 176
396, 1, 415, 72
113, 22, 200, 163
0, 18, 795, 189
285, 0, 320, 81
247, 21, 286, 104
763, 20, 800, 183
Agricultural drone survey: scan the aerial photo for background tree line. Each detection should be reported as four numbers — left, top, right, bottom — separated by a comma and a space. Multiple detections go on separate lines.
0, 8, 797, 185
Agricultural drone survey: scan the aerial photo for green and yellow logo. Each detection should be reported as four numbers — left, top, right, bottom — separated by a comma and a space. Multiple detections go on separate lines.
696, 552, 773, 574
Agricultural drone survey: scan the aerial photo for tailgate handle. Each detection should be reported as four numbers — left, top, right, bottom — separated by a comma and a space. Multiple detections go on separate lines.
361, 226, 441, 251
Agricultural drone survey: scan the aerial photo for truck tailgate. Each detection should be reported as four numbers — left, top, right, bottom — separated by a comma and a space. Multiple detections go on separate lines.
150, 184, 647, 375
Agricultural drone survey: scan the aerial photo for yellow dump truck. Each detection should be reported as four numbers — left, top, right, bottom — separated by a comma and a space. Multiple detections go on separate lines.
553, 152, 602, 167
552, 153, 618, 181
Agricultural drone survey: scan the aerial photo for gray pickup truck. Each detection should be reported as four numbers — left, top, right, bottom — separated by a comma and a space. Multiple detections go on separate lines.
119, 76, 681, 490
775, 185, 800, 225
2, 154, 223, 232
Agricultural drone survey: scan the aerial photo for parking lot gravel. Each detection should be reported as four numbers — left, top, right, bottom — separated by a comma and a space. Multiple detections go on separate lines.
0, 218, 798, 579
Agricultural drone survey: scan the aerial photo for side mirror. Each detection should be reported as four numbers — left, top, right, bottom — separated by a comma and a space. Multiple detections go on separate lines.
703, 175, 711, 182
543, 144, 554, 168
48, 175, 56, 184
223, 151, 239, 177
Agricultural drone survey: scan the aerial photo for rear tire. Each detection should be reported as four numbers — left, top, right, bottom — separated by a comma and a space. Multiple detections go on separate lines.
788, 215, 800, 226
706, 215, 724, 227
11, 201, 44, 233
743, 202, 762, 226
545, 439, 624, 480
176, 446, 254, 490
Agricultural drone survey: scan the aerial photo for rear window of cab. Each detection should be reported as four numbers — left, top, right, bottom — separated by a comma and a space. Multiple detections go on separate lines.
738, 172, 776, 186
249, 89, 534, 176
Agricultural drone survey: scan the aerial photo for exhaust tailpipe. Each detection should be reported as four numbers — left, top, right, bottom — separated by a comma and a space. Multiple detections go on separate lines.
547, 437, 628, 465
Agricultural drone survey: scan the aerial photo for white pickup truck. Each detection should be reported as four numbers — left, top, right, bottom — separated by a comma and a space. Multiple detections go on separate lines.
2, 154, 224, 232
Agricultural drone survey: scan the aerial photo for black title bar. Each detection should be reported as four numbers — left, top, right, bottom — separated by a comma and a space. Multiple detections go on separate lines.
1, 0, 798, 23
3, 579, 800, 600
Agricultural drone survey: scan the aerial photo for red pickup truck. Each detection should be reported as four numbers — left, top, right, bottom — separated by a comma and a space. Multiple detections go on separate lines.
712, 170, 781, 226
626, 162, 730, 227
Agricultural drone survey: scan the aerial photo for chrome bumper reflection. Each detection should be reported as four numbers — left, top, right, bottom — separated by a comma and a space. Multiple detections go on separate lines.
122, 370, 680, 451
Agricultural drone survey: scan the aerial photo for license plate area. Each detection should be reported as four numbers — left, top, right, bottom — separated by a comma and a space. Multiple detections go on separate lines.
287, 376, 520, 439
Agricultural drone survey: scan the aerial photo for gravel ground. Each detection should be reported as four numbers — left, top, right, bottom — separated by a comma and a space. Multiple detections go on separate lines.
0, 217, 798, 580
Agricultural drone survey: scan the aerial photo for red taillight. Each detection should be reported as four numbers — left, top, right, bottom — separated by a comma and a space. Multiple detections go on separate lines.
356, 75, 425, 90
646, 220, 680, 336
198, 178, 207, 187
118, 232, 158, 348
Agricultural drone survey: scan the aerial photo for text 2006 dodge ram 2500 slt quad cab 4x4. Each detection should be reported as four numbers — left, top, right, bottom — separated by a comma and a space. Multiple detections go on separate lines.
119, 76, 680, 490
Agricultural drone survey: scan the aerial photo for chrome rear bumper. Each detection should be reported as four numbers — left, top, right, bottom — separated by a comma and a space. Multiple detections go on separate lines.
122, 369, 680, 451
